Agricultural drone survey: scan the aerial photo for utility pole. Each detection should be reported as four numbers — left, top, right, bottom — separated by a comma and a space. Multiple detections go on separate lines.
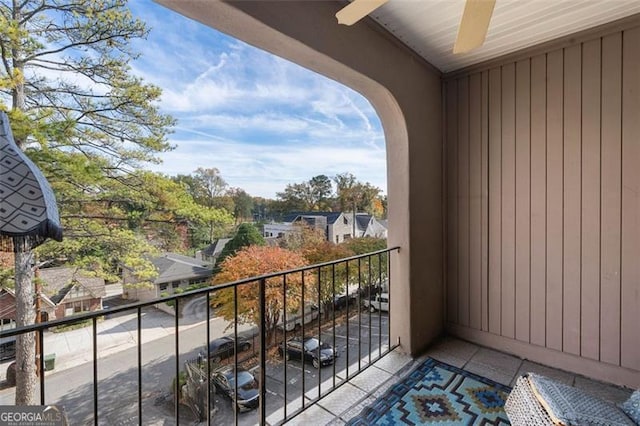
34, 267, 41, 378
32, 257, 62, 378
352, 200, 357, 238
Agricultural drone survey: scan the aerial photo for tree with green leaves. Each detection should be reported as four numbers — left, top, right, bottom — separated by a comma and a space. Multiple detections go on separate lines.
36, 171, 233, 282
341, 237, 389, 292
214, 223, 265, 270
0, 0, 177, 405
173, 168, 236, 243
308, 175, 333, 210
333, 173, 382, 215
275, 182, 315, 212
192, 167, 228, 204
228, 187, 254, 223
341, 237, 387, 255
275, 174, 336, 213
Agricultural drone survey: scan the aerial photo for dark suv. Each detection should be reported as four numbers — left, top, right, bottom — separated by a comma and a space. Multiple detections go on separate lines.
212, 366, 259, 411
279, 336, 336, 368
0, 336, 16, 361
203, 336, 251, 362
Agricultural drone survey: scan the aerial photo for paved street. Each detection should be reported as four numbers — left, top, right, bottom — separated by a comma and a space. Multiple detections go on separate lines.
0, 294, 224, 378
0, 295, 388, 425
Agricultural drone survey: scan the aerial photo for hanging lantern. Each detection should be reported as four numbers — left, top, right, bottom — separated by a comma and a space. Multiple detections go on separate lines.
0, 112, 63, 252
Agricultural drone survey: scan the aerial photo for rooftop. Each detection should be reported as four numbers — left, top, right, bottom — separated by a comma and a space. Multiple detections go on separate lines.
38, 267, 106, 303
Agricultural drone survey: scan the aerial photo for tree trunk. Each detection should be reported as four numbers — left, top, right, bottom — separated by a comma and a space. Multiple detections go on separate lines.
11, 2, 37, 404
14, 250, 37, 405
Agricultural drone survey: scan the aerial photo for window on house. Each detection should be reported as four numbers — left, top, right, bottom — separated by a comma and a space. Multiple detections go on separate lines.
343, 217, 348, 224
159, 283, 168, 291
72, 300, 89, 313
0, 319, 15, 331
172, 281, 180, 289
344, 234, 352, 240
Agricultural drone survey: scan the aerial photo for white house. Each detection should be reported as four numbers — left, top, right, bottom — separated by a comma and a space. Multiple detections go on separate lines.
264, 212, 387, 244
355, 214, 388, 239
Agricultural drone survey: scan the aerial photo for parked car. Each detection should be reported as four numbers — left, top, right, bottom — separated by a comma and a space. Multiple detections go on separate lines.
278, 304, 319, 331
203, 336, 251, 362
332, 292, 358, 310
278, 336, 337, 368
211, 366, 259, 411
0, 336, 16, 361
363, 292, 389, 312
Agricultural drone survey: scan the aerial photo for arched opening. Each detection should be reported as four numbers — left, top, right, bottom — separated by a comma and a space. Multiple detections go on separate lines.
157, 0, 444, 356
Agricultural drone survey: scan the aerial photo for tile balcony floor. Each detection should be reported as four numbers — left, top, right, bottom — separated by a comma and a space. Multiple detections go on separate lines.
283, 336, 634, 425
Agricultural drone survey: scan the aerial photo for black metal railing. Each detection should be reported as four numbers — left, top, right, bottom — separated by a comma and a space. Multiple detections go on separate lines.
0, 247, 399, 425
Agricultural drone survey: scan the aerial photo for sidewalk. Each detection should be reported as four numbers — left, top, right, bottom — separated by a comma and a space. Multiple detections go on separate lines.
44, 306, 203, 372
1, 301, 208, 380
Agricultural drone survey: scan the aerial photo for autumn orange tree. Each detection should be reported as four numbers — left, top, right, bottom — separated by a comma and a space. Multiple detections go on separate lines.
303, 242, 354, 318
278, 222, 325, 252
211, 246, 311, 344
341, 237, 388, 289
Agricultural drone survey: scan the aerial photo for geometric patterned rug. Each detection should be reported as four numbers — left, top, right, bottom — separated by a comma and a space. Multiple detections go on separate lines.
346, 358, 511, 425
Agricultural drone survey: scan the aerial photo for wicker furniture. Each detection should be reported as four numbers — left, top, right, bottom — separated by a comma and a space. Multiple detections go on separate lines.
505, 373, 637, 426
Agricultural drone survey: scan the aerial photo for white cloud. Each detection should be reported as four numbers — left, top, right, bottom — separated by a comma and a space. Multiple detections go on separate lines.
184, 113, 311, 134
132, 0, 387, 199
149, 137, 387, 198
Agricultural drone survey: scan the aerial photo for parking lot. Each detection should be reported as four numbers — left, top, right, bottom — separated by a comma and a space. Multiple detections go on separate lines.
211, 309, 389, 425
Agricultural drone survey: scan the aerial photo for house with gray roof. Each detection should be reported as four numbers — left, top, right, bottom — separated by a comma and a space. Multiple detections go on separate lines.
355, 214, 388, 239
123, 253, 213, 303
264, 211, 358, 244
38, 267, 106, 319
265, 212, 388, 244
195, 238, 231, 264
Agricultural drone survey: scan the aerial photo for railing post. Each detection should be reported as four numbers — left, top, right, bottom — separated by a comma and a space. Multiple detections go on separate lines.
206, 292, 212, 426
38, 330, 44, 405
282, 274, 288, 419
258, 278, 267, 425
174, 298, 180, 425
233, 286, 238, 426
93, 317, 98, 426
137, 307, 142, 424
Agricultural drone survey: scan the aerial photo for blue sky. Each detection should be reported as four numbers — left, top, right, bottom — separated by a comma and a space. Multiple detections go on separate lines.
128, 1, 386, 199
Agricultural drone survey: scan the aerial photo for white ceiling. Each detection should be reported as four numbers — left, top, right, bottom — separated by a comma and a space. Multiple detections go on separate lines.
365, 0, 640, 72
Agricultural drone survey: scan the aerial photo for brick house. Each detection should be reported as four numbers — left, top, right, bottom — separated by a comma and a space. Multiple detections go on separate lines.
0, 287, 56, 324
38, 267, 106, 318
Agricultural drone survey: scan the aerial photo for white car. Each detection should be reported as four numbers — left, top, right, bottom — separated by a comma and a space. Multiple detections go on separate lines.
364, 293, 389, 312
278, 304, 319, 331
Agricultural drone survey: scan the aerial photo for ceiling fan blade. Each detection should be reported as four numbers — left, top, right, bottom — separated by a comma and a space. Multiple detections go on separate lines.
336, 0, 389, 26
453, 0, 496, 54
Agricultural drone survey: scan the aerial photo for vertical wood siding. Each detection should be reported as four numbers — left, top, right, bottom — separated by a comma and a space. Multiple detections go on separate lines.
445, 25, 640, 373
